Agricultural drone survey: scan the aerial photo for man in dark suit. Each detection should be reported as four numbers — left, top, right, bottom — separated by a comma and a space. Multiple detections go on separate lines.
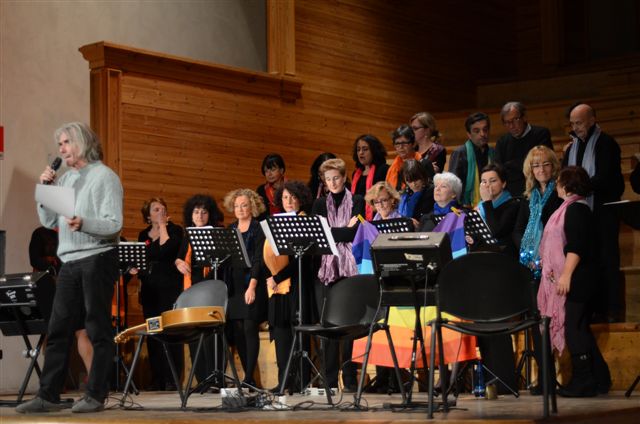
495, 101, 553, 197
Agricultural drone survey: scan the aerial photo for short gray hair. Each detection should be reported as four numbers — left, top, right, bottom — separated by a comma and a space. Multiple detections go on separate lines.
54, 122, 103, 162
434, 172, 462, 198
500, 101, 526, 119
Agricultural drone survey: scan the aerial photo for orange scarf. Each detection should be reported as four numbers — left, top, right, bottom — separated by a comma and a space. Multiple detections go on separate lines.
386, 152, 421, 191
182, 244, 210, 290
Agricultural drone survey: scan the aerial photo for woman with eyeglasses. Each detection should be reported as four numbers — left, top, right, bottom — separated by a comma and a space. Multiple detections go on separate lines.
386, 125, 423, 192
410, 112, 447, 174
351, 135, 389, 221
222, 189, 268, 390
175, 194, 225, 387
366, 181, 401, 221
312, 158, 365, 392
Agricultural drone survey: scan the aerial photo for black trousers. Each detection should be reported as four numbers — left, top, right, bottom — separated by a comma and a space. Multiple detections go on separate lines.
142, 283, 183, 389
272, 324, 294, 386
594, 207, 623, 316
228, 319, 260, 384
38, 249, 118, 403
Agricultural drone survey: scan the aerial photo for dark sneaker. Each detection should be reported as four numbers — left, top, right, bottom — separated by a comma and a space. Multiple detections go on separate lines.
71, 396, 104, 413
16, 397, 65, 413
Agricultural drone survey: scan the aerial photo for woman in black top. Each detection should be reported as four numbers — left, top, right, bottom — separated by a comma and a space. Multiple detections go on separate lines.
538, 166, 611, 397
474, 163, 520, 257
312, 158, 365, 392
222, 189, 268, 389
265, 181, 315, 393
137, 197, 184, 391
175, 194, 224, 386
351, 134, 389, 221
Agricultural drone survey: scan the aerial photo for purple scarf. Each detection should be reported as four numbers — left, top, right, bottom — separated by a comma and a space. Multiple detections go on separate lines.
318, 190, 358, 284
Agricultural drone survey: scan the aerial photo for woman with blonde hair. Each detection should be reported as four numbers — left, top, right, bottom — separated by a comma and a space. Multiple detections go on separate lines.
223, 188, 268, 389
365, 181, 401, 221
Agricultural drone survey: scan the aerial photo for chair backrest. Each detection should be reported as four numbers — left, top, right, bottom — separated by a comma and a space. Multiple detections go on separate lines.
322, 274, 382, 327
174, 279, 228, 312
436, 251, 534, 322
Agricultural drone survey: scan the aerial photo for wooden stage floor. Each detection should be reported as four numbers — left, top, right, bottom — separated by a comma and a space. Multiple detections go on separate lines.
1, 389, 639, 424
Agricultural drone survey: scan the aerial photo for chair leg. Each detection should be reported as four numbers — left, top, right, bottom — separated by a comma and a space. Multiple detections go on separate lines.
428, 322, 438, 419
318, 337, 333, 405
184, 333, 205, 402
279, 331, 298, 394
436, 323, 448, 413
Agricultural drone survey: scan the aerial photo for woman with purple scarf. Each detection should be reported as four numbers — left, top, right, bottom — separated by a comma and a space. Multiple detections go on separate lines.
538, 166, 611, 397
312, 158, 365, 392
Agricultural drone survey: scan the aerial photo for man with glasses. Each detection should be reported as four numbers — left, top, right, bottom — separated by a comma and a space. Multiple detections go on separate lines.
495, 101, 553, 198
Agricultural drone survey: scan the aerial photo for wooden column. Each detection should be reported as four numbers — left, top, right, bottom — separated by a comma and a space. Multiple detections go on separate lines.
267, 0, 296, 76
80, 43, 123, 174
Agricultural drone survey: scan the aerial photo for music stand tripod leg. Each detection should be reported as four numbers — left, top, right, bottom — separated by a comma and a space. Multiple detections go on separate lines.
120, 335, 144, 406
625, 374, 640, 397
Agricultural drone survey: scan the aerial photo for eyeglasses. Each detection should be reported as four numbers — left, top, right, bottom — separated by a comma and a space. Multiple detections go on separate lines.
373, 197, 391, 206
393, 141, 412, 147
410, 126, 424, 132
531, 161, 553, 169
502, 116, 522, 126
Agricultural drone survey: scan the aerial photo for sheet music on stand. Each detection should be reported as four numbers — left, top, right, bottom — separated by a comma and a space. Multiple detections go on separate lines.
260, 215, 338, 256
433, 209, 498, 245
186, 226, 250, 268
371, 217, 414, 234
118, 242, 148, 271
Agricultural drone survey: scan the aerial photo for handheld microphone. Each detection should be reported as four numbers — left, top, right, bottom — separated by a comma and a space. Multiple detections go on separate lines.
44, 157, 62, 185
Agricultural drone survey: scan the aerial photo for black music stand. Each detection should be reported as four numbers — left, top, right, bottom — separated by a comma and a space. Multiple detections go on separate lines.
367, 232, 455, 410
261, 214, 338, 395
371, 217, 414, 234
185, 226, 249, 392
0, 272, 54, 406
116, 242, 147, 394
433, 210, 498, 246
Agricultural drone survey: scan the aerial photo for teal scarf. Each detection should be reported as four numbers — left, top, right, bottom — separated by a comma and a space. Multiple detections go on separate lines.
477, 190, 512, 221
519, 181, 555, 279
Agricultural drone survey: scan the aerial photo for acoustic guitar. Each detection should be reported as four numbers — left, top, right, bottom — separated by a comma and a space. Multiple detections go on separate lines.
114, 306, 225, 343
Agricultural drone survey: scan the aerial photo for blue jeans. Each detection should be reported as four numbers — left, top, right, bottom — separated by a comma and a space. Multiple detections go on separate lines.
38, 248, 117, 403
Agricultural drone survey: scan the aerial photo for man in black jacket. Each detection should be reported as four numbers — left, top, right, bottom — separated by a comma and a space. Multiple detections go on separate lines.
495, 101, 553, 197
563, 103, 625, 322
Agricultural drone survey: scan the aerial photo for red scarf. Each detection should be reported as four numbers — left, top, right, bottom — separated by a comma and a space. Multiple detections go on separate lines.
264, 182, 283, 215
351, 164, 376, 221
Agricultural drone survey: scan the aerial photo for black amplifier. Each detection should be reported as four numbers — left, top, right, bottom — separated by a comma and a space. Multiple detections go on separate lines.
371, 232, 452, 306
0, 272, 55, 336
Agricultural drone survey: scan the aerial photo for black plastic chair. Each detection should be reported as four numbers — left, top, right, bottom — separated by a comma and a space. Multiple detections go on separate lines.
282, 274, 385, 404
426, 252, 557, 419
120, 279, 241, 408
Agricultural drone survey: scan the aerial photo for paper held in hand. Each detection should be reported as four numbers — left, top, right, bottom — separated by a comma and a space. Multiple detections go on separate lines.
35, 184, 75, 218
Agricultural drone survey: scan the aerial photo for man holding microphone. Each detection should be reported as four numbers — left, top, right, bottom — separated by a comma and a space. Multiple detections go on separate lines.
17, 122, 123, 414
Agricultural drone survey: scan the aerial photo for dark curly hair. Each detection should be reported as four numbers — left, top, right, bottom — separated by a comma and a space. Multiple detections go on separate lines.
558, 166, 592, 197
182, 194, 224, 227
275, 180, 313, 214
352, 134, 387, 169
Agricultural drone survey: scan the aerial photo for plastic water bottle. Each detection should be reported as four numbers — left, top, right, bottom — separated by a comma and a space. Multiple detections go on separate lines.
474, 360, 486, 398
